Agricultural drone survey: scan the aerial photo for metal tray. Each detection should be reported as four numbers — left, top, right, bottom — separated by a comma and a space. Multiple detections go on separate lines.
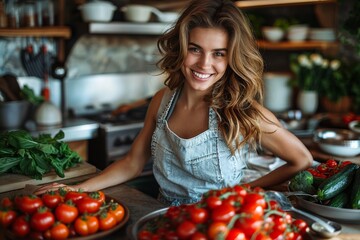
296, 196, 360, 223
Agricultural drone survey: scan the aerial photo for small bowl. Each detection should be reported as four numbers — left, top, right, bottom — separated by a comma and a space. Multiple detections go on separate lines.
0, 100, 30, 129
349, 120, 360, 133
313, 128, 360, 157
79, 0, 116, 22
311, 221, 342, 238
287, 25, 309, 41
262, 27, 285, 42
121, 4, 154, 23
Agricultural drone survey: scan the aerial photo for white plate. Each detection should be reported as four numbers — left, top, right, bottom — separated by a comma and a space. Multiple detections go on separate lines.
349, 120, 360, 133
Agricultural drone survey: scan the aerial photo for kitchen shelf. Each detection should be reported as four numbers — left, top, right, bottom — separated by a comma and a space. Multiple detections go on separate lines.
257, 40, 338, 51
0, 26, 71, 38
235, 0, 336, 9
88, 22, 173, 35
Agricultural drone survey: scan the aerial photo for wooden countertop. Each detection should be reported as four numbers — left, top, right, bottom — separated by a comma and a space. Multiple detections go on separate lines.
0, 172, 359, 239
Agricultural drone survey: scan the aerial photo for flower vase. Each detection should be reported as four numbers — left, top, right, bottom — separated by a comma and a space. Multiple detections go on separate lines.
297, 90, 318, 115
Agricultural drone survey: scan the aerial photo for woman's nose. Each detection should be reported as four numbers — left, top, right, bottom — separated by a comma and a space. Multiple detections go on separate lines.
198, 54, 212, 68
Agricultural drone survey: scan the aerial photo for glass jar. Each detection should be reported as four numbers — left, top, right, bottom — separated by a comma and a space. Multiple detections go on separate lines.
6, 0, 21, 28
0, 0, 7, 28
22, 1, 36, 27
36, 0, 54, 26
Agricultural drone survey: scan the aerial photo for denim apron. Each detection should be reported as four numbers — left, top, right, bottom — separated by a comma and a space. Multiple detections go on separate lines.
151, 88, 249, 206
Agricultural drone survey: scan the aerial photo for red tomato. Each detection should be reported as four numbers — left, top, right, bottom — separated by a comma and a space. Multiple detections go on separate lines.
211, 203, 236, 223
226, 228, 246, 240
190, 231, 208, 240
292, 218, 308, 235
189, 206, 208, 224
76, 196, 101, 214
98, 212, 117, 231
15, 194, 43, 214
176, 220, 197, 239
74, 215, 99, 236
55, 201, 79, 224
30, 207, 55, 232
41, 191, 63, 209
207, 221, 228, 240
137, 230, 153, 240
0, 208, 17, 228
316, 163, 328, 173
340, 160, 352, 168
88, 191, 106, 204
64, 191, 88, 204
325, 159, 338, 169
165, 206, 181, 221
47, 222, 70, 240
11, 215, 30, 237
240, 202, 264, 220
27, 230, 45, 240
108, 202, 125, 223
1, 197, 13, 208
232, 185, 248, 198
235, 218, 263, 238
243, 193, 266, 209
206, 195, 222, 209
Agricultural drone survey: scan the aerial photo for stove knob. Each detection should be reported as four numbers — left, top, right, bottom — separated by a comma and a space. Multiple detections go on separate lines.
114, 137, 123, 147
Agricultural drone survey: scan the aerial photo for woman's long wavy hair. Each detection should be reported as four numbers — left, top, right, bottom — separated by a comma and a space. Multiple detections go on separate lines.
157, 0, 265, 154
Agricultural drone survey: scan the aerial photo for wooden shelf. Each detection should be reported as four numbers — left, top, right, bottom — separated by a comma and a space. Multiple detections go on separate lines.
235, 0, 337, 9
0, 26, 71, 38
257, 40, 338, 51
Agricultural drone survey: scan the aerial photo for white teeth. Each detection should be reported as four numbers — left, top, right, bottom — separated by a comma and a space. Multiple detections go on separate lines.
193, 71, 211, 79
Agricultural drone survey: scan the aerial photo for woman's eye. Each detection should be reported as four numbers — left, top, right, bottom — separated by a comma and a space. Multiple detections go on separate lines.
214, 51, 226, 57
189, 47, 200, 53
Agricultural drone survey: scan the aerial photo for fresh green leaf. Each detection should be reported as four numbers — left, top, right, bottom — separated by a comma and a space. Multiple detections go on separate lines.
0, 157, 21, 174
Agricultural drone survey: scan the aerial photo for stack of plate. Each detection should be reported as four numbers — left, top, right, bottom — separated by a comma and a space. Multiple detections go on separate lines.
309, 28, 336, 41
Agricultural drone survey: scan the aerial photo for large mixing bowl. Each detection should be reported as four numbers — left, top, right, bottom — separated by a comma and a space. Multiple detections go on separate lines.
0, 100, 30, 130
313, 128, 360, 157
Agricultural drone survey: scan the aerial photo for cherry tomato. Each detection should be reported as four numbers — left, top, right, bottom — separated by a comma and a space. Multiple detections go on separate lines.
325, 159, 338, 168
74, 215, 99, 236
76, 196, 101, 214
243, 193, 266, 209
211, 202, 236, 223
47, 222, 70, 240
316, 163, 328, 173
189, 206, 208, 224
30, 207, 55, 232
340, 160, 352, 168
206, 195, 222, 209
15, 194, 43, 214
1, 197, 13, 208
11, 215, 30, 237
226, 228, 246, 240
27, 230, 45, 240
137, 230, 153, 240
0, 208, 17, 228
55, 200, 79, 224
208, 221, 228, 240
232, 185, 248, 198
235, 218, 263, 238
98, 211, 117, 231
176, 220, 197, 239
190, 231, 208, 240
292, 219, 308, 235
41, 191, 63, 209
64, 191, 88, 204
108, 202, 125, 223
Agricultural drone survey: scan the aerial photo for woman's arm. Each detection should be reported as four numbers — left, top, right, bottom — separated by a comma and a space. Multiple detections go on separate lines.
247, 103, 313, 188
35, 89, 166, 194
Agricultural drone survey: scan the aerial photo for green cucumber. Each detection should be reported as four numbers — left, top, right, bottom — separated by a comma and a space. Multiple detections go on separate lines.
328, 191, 349, 208
317, 163, 358, 201
350, 168, 360, 209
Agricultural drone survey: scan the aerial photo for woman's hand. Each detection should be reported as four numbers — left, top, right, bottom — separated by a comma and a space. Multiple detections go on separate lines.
33, 182, 78, 195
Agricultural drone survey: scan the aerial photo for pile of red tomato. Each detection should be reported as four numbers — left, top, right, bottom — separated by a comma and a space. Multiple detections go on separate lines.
0, 189, 125, 240
306, 159, 353, 179
138, 185, 309, 240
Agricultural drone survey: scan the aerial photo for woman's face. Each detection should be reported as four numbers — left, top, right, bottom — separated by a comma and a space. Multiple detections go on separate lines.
182, 27, 229, 92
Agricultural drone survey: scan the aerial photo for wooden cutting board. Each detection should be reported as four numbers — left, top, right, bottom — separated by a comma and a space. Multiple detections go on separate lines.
0, 161, 97, 193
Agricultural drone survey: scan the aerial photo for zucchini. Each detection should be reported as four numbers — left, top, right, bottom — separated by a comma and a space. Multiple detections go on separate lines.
328, 191, 349, 208
317, 163, 358, 201
350, 168, 360, 209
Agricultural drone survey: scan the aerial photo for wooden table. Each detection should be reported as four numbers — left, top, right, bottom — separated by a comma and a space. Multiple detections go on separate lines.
0, 172, 359, 239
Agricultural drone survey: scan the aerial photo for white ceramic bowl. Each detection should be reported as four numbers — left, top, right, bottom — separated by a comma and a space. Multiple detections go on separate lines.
349, 120, 360, 133
287, 25, 309, 41
121, 4, 154, 23
262, 27, 285, 42
0, 100, 30, 129
79, 0, 116, 22
313, 128, 360, 157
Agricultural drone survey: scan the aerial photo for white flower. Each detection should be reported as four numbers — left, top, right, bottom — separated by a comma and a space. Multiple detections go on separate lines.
310, 53, 323, 66
330, 59, 341, 70
298, 54, 311, 68
322, 59, 329, 68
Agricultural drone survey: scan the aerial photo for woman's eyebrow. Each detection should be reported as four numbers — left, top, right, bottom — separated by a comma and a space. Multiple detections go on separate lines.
189, 42, 227, 52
